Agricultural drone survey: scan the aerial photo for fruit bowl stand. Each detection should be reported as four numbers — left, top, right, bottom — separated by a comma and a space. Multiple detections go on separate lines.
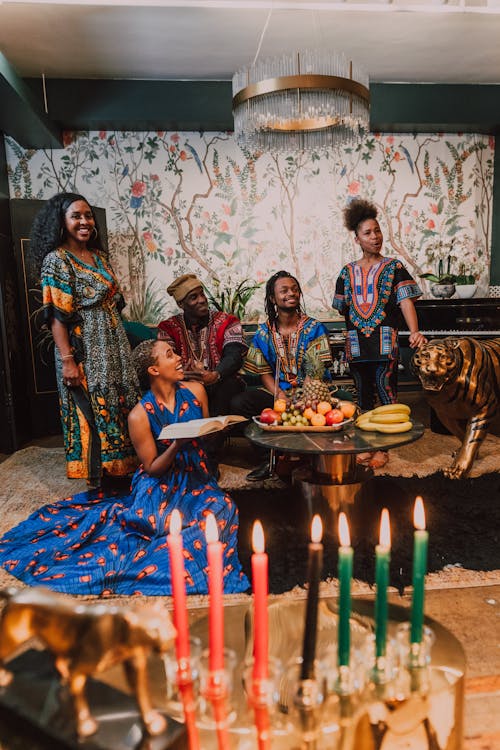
245, 421, 425, 513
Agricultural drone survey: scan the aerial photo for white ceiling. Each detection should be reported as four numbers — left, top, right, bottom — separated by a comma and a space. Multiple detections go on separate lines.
1, 0, 500, 84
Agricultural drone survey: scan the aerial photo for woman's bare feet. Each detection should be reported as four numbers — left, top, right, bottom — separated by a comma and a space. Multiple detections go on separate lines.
369, 450, 389, 469
355, 451, 389, 469
356, 452, 373, 466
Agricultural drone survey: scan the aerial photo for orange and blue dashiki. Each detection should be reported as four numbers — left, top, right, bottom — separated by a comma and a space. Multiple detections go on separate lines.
0, 386, 249, 595
244, 316, 333, 391
41, 249, 140, 482
333, 258, 421, 362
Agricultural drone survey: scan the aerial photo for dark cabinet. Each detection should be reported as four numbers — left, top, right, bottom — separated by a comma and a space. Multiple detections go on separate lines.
0, 199, 107, 452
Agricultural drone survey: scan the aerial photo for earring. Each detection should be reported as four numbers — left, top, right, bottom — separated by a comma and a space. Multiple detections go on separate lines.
60, 227, 65, 240
91, 227, 98, 239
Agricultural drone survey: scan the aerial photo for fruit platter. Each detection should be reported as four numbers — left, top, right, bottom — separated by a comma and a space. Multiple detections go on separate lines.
254, 393, 357, 433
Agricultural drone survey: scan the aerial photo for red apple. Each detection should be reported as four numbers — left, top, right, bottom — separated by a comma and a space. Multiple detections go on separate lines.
259, 408, 280, 424
325, 408, 344, 425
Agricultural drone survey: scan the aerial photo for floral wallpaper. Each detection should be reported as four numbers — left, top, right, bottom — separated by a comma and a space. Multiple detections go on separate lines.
5, 130, 494, 323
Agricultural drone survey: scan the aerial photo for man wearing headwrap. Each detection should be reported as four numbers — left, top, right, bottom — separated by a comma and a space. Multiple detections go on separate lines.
158, 274, 247, 418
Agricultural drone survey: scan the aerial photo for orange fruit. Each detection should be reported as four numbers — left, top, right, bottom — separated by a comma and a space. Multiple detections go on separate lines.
338, 400, 356, 419
316, 401, 332, 415
302, 407, 315, 421
310, 412, 326, 426
274, 398, 287, 413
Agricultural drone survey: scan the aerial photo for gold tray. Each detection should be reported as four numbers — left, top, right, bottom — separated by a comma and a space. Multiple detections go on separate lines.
252, 416, 353, 433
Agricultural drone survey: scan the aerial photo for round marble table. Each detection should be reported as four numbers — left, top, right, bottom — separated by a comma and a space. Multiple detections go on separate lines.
245, 421, 425, 511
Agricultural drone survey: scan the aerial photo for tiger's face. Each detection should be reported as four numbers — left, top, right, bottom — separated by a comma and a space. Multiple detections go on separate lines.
412, 340, 460, 391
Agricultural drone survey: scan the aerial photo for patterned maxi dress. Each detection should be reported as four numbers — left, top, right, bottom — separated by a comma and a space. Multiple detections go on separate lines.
0, 385, 249, 596
41, 249, 140, 482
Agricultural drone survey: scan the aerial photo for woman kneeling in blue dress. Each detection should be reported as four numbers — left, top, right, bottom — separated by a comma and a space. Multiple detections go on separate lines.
0, 339, 249, 596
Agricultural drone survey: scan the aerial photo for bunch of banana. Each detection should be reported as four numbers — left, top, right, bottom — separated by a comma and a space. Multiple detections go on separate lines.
355, 403, 413, 433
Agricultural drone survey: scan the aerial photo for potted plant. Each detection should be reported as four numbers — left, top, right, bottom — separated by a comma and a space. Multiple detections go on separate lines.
204, 277, 262, 320
454, 264, 477, 299
419, 258, 456, 299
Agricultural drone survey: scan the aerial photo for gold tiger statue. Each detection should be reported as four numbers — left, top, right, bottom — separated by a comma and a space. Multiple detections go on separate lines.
412, 336, 500, 479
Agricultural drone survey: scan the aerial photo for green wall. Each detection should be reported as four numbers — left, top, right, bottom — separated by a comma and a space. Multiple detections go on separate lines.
491, 138, 500, 285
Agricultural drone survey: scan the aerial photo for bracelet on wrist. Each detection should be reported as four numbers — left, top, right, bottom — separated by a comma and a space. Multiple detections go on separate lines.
61, 353, 74, 360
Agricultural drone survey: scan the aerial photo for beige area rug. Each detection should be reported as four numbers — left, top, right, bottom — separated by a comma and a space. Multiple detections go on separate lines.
376, 430, 500, 478
0, 436, 498, 600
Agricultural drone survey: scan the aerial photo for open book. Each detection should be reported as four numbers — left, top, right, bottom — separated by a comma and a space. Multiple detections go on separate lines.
158, 414, 247, 440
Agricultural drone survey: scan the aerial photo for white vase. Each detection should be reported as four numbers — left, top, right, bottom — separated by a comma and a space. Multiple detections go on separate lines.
431, 283, 456, 299
455, 284, 477, 299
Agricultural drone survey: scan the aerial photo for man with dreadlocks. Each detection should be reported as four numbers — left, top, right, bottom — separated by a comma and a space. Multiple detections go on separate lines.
231, 270, 333, 481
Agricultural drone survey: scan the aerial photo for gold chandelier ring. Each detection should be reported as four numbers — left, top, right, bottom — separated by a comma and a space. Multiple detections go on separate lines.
232, 74, 370, 109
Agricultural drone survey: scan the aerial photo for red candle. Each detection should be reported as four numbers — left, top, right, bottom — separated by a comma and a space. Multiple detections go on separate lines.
206, 513, 224, 672
251, 520, 269, 681
167, 509, 190, 662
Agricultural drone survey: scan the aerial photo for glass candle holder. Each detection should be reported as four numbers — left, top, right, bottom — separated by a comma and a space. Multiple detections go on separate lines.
396, 621, 436, 695
242, 657, 287, 749
363, 632, 400, 687
162, 636, 202, 722
242, 656, 283, 712
274, 656, 330, 746
396, 621, 435, 668
198, 647, 238, 730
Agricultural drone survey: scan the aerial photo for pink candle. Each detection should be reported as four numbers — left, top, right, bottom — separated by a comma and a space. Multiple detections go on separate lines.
206, 513, 224, 672
167, 509, 190, 662
251, 520, 269, 681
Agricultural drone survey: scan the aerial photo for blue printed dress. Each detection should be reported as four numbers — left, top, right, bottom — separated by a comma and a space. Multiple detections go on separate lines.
0, 386, 249, 596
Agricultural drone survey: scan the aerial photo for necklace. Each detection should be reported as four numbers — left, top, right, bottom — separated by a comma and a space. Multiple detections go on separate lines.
271, 316, 305, 387
65, 247, 96, 268
181, 315, 209, 370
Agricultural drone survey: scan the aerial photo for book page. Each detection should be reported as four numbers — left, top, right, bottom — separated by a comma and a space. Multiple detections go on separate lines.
158, 415, 246, 440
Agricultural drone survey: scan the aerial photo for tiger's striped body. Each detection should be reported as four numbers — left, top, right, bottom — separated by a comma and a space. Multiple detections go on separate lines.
413, 337, 500, 478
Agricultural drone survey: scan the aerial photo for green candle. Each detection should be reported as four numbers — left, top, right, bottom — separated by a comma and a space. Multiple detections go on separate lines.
410, 497, 429, 644
337, 512, 353, 667
375, 509, 391, 659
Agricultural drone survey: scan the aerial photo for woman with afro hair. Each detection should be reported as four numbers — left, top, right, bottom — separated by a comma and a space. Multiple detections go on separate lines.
333, 199, 426, 466
33, 192, 140, 488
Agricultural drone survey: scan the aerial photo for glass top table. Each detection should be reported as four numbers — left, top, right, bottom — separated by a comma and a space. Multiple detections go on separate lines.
245, 421, 425, 456
245, 421, 425, 511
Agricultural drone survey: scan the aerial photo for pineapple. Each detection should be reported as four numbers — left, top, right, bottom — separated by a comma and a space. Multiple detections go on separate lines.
301, 348, 334, 406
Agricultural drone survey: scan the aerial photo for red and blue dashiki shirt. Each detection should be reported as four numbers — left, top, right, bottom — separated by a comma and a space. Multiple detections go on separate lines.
332, 258, 421, 362
157, 310, 246, 377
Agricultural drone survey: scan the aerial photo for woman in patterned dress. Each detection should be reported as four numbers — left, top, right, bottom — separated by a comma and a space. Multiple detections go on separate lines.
0, 339, 249, 595
333, 198, 426, 466
32, 192, 140, 487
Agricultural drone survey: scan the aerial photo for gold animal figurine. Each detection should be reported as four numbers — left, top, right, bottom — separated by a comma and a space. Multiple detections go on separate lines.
0, 586, 176, 738
413, 336, 500, 478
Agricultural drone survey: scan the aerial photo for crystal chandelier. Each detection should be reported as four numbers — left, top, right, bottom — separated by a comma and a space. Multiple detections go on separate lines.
232, 49, 370, 152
